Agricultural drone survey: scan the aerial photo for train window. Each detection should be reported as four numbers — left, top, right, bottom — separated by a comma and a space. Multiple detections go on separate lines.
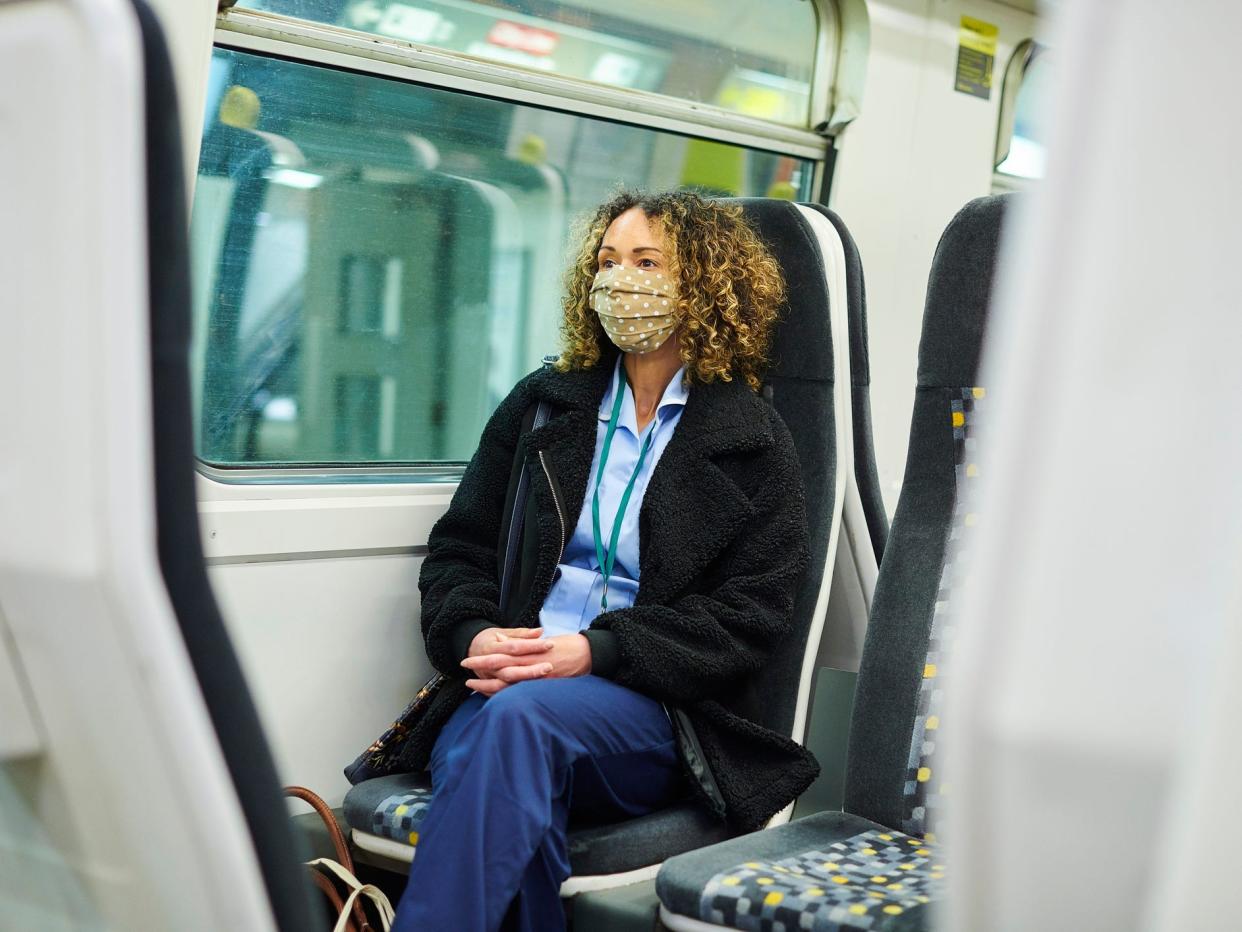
995, 39, 1049, 181
190, 47, 814, 471
230, 0, 822, 127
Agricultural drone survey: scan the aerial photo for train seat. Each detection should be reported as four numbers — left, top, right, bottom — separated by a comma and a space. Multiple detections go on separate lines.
655, 195, 1011, 932
793, 203, 884, 657
342, 196, 852, 894
800, 203, 889, 564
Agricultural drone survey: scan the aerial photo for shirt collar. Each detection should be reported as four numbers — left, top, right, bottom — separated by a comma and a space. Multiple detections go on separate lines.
598, 356, 690, 431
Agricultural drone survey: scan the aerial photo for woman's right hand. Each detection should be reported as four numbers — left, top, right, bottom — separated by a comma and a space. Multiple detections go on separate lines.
463, 627, 554, 694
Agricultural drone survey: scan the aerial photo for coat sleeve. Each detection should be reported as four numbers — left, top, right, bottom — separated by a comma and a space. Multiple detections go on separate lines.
419, 379, 532, 674
584, 415, 811, 704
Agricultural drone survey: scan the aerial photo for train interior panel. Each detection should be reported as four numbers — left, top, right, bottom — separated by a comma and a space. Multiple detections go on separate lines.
4, 0, 1240, 930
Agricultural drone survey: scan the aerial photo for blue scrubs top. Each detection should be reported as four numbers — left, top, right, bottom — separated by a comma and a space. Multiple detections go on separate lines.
538, 358, 689, 637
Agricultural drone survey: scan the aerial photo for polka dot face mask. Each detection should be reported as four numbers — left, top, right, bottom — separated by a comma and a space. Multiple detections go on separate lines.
588, 266, 678, 354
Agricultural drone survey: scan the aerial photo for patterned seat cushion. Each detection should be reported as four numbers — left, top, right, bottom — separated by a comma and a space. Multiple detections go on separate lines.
370, 785, 434, 846
342, 772, 434, 849
700, 828, 942, 931
342, 772, 736, 877
657, 812, 941, 932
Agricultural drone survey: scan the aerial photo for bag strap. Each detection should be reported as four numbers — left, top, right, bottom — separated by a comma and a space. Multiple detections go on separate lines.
304, 859, 395, 932
308, 870, 351, 928
497, 388, 552, 615
285, 785, 353, 871
285, 785, 372, 931
329, 884, 395, 932
310, 859, 396, 932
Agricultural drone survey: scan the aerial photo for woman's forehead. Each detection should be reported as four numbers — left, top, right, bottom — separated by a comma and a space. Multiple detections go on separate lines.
600, 207, 666, 252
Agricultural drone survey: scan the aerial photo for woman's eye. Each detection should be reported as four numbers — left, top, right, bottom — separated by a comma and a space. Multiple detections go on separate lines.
599, 259, 615, 269
638, 258, 657, 268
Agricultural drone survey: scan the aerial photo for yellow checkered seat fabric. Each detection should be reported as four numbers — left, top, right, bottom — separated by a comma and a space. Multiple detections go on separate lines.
657, 814, 944, 932
701, 827, 942, 931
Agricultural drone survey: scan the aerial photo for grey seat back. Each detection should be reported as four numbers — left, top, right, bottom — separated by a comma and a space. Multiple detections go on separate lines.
135, 2, 322, 927
723, 197, 839, 744
799, 203, 889, 561
844, 195, 1011, 833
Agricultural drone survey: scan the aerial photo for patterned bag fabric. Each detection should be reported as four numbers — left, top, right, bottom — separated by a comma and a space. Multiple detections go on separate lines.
343, 673, 448, 784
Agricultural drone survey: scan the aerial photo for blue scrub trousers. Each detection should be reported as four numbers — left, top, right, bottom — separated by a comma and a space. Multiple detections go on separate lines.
391, 675, 682, 932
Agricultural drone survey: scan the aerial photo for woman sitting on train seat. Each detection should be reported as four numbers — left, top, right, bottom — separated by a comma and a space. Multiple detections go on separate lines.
392, 190, 816, 932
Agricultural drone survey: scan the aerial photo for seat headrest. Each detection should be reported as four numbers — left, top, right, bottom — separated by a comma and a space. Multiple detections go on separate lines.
917, 195, 1012, 389
724, 197, 834, 384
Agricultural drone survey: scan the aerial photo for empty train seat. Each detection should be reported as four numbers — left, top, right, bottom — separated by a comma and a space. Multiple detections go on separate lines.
341, 196, 852, 893
800, 203, 889, 565
791, 204, 878, 666
655, 195, 1012, 932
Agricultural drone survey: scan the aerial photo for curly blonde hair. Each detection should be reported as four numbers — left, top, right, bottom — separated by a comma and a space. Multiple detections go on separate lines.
557, 191, 785, 392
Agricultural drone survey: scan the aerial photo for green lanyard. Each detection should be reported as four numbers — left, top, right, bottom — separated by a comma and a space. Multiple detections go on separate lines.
592, 366, 657, 610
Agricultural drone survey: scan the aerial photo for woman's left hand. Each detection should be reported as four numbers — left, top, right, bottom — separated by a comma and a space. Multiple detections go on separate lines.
461, 633, 592, 695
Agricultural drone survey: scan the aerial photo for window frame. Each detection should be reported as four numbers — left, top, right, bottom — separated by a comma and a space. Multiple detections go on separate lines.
195, 1, 853, 480
214, 6, 834, 159
994, 37, 1047, 182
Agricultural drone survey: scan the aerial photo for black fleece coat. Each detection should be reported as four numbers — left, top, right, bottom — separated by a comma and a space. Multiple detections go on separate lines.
396, 350, 818, 831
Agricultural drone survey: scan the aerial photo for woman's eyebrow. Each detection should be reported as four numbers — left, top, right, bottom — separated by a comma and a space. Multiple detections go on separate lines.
597, 244, 663, 255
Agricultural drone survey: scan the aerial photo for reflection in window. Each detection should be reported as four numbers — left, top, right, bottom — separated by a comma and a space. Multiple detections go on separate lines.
231, 0, 821, 127
996, 40, 1049, 180
190, 47, 813, 467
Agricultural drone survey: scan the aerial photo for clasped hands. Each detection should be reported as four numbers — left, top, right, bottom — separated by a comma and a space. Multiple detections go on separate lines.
461, 626, 592, 696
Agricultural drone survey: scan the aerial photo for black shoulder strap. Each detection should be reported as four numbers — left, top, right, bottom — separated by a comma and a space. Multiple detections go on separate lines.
498, 400, 550, 614
497, 361, 556, 614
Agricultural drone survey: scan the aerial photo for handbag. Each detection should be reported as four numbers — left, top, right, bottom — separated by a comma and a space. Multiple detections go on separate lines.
285, 785, 395, 932
344, 398, 552, 784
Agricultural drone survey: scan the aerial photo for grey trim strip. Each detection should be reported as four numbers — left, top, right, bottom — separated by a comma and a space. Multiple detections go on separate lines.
206, 545, 427, 566
196, 460, 466, 485
215, 9, 831, 160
